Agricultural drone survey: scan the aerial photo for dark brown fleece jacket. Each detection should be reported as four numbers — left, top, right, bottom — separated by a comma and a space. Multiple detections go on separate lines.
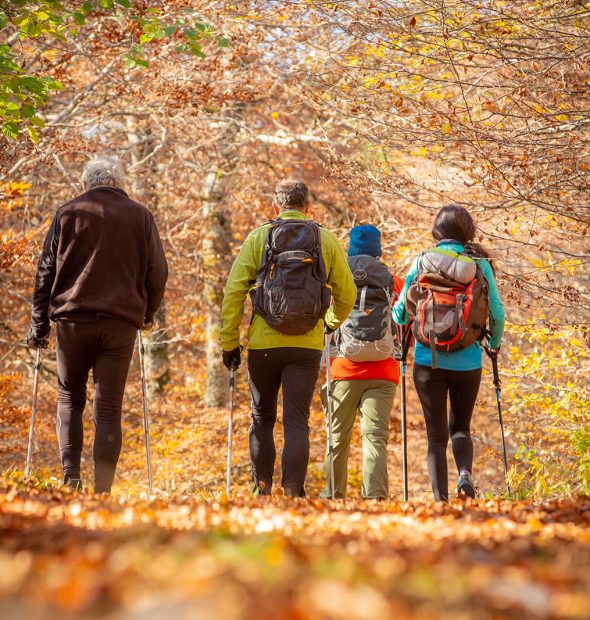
31, 186, 168, 333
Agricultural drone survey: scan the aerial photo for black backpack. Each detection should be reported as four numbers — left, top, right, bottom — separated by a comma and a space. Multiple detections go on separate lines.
250, 219, 331, 335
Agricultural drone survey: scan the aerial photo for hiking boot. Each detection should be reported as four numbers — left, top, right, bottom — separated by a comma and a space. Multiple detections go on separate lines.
283, 483, 306, 498
94, 462, 116, 495
457, 471, 476, 499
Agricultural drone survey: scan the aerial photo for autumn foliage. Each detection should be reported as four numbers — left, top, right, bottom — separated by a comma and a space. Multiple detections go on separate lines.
0, 1, 589, 618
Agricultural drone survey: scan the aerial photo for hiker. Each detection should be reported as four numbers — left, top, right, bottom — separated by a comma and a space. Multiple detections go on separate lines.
322, 225, 403, 499
26, 155, 168, 493
393, 205, 505, 501
220, 179, 356, 497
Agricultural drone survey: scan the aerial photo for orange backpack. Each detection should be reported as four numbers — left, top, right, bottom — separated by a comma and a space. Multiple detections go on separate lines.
405, 248, 489, 368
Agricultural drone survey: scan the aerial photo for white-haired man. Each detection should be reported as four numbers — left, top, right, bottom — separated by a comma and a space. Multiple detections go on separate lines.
27, 155, 168, 493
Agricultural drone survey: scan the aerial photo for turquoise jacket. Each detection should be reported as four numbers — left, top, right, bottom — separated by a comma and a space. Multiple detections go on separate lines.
392, 242, 505, 371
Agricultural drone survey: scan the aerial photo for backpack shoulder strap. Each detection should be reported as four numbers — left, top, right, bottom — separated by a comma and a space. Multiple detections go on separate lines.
256, 219, 281, 276
308, 220, 327, 283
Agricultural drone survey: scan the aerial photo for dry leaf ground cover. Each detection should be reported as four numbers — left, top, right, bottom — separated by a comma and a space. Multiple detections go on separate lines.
0, 487, 589, 620
1, 356, 589, 619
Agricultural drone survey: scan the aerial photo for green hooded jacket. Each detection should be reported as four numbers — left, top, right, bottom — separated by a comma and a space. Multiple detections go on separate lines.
220, 210, 356, 351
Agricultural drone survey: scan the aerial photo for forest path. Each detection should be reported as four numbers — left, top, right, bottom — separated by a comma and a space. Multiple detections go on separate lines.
1, 359, 589, 619
0, 485, 588, 619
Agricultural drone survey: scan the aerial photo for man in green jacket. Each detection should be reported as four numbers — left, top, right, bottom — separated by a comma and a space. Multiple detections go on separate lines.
220, 179, 356, 497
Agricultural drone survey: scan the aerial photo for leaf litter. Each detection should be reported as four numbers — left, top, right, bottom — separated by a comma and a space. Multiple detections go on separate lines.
0, 484, 588, 620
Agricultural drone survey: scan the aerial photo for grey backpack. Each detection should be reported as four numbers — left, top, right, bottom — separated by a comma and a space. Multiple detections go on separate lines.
335, 255, 398, 361
250, 219, 331, 335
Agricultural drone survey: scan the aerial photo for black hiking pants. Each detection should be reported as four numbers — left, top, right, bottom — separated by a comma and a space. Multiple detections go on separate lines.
56, 317, 136, 492
413, 364, 482, 502
247, 347, 322, 496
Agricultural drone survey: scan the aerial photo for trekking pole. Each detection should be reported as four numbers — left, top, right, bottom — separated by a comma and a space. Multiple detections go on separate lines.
25, 347, 42, 479
484, 347, 511, 496
226, 367, 236, 496
395, 321, 413, 501
137, 331, 153, 495
324, 335, 336, 500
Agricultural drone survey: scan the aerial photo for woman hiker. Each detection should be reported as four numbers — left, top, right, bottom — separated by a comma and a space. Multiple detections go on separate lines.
393, 205, 505, 501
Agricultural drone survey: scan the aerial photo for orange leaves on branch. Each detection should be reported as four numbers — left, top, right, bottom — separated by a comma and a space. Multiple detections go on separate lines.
0, 182, 31, 212
482, 101, 501, 114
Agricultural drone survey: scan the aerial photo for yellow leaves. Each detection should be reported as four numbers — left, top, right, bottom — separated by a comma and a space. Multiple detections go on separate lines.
419, 89, 444, 102
556, 258, 582, 276
270, 111, 279, 119
363, 45, 388, 59
441, 122, 452, 135
528, 257, 549, 271
27, 126, 39, 144
411, 146, 428, 157
394, 245, 412, 261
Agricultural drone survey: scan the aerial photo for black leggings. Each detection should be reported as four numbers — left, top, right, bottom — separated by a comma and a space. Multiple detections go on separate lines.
248, 347, 322, 496
56, 317, 136, 492
413, 364, 482, 501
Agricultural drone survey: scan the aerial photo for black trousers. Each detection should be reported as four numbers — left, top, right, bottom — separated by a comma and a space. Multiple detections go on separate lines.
247, 347, 322, 496
56, 317, 136, 492
413, 364, 482, 501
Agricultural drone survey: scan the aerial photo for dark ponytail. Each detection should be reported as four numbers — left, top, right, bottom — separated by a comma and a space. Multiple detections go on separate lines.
432, 205, 495, 274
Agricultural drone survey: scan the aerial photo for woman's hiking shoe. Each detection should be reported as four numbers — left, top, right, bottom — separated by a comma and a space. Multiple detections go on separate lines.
457, 472, 476, 498
63, 477, 83, 491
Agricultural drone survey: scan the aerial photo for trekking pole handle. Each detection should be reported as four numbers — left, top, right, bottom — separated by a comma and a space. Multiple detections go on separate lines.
484, 345, 501, 388
394, 320, 413, 363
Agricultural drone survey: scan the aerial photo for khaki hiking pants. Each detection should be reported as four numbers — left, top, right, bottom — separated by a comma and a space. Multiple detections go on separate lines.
320, 379, 397, 499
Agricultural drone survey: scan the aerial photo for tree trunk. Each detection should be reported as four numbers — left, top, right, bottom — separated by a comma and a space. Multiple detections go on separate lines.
144, 302, 170, 396
127, 119, 170, 398
202, 102, 245, 407
202, 202, 233, 407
